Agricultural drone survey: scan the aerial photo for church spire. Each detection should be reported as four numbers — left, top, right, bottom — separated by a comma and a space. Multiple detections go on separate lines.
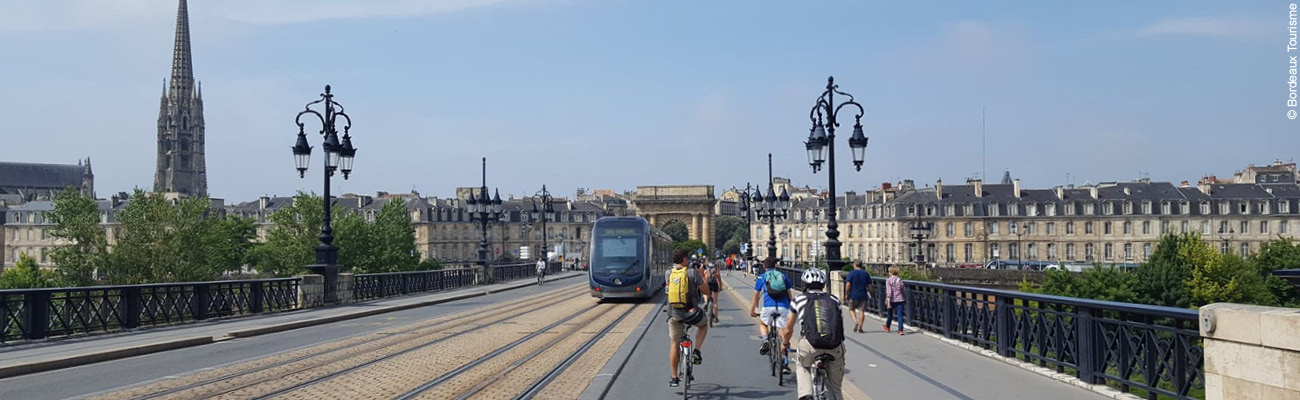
169, 0, 195, 98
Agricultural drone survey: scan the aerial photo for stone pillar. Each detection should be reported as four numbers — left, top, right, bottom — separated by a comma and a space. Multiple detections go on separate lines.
297, 274, 324, 308
335, 273, 354, 304
1200, 303, 1300, 400
829, 270, 847, 299
701, 214, 712, 251
692, 214, 701, 243
648, 214, 657, 227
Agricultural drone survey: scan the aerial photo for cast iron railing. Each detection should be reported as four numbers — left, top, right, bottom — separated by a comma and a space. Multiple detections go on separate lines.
491, 262, 537, 283
771, 265, 1202, 399
352, 268, 480, 301
0, 278, 300, 344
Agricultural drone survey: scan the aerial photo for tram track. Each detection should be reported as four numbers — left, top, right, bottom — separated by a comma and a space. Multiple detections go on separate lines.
90, 284, 583, 400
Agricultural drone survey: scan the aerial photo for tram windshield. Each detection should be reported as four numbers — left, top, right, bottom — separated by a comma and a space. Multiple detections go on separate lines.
591, 222, 645, 274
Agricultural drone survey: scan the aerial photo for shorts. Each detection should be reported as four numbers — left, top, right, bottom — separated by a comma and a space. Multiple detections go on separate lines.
708, 282, 720, 293
759, 306, 791, 329
848, 298, 868, 311
669, 315, 708, 344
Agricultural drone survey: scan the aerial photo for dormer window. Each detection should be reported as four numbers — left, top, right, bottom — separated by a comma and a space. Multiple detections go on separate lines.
1027, 203, 1039, 217
1200, 202, 1210, 215
1282, 200, 1291, 214
1240, 202, 1249, 215
1008, 203, 1019, 216
1123, 201, 1133, 215
1141, 201, 1151, 215
1065, 202, 1075, 215
1219, 201, 1230, 215
1260, 201, 1270, 215
988, 203, 999, 217
1162, 202, 1171, 215
1046, 203, 1056, 216
1103, 202, 1114, 215
1084, 203, 1095, 215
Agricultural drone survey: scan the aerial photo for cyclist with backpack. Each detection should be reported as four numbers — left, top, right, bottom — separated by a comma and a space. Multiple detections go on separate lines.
749, 257, 794, 375
666, 248, 711, 387
782, 268, 846, 400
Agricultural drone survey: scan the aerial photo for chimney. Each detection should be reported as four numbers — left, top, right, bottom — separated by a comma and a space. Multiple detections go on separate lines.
1180, 180, 1190, 187
259, 196, 269, 209
1054, 186, 1064, 199
111, 194, 122, 207
1089, 186, 1098, 199
935, 179, 943, 200
1013, 179, 1022, 198
1198, 182, 1212, 195
969, 179, 983, 198
1123, 187, 1131, 196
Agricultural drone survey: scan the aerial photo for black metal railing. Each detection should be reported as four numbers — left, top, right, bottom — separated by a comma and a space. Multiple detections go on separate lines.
352, 268, 480, 301
1, 278, 300, 344
491, 262, 537, 283
864, 277, 1203, 400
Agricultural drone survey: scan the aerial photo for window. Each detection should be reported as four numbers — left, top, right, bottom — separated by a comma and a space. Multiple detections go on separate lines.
1143, 243, 1152, 259
1241, 243, 1250, 255
964, 244, 973, 262
990, 243, 1001, 259
964, 222, 974, 237
1009, 243, 1019, 259
1142, 202, 1151, 214
1104, 202, 1114, 215
1241, 220, 1249, 234
1009, 223, 1018, 235
1181, 202, 1190, 214
946, 244, 954, 262
1065, 202, 1076, 215
1202, 221, 1210, 234
1283, 201, 1291, 214
1104, 243, 1114, 260
1066, 243, 1076, 260
1161, 221, 1170, 234
1124, 202, 1133, 215
1261, 201, 1271, 215
1027, 204, 1038, 217
964, 204, 974, 215
945, 205, 955, 216
989, 222, 1000, 235
1085, 222, 1094, 234
1261, 221, 1269, 234
1047, 243, 1056, 259
945, 222, 954, 237
1283, 221, 1290, 234
1181, 220, 1189, 233
1025, 223, 1035, 235
1085, 243, 1095, 260
1046, 222, 1056, 235
1221, 241, 1231, 254
1220, 201, 1230, 215
1142, 221, 1151, 235
1027, 243, 1037, 259
1123, 243, 1132, 260
1104, 222, 1112, 235
40, 229, 47, 240
1201, 202, 1211, 215
1046, 204, 1057, 216
1085, 204, 1095, 215
1239, 202, 1249, 215
1162, 202, 1171, 215
1123, 221, 1132, 235
1066, 222, 1075, 235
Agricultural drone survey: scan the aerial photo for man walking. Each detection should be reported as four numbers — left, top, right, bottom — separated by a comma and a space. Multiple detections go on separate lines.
844, 261, 873, 333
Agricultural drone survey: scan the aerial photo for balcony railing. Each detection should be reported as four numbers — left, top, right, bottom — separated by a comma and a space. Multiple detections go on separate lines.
774, 265, 1202, 400
1, 278, 300, 343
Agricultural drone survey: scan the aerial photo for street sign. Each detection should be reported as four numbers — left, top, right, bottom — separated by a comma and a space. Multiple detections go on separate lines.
696, 248, 703, 255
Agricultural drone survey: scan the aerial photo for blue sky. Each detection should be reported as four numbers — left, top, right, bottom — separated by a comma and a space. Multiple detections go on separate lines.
0, 0, 1293, 201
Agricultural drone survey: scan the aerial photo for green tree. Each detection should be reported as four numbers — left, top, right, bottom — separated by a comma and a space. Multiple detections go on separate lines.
206, 216, 257, 275
45, 188, 107, 286
1249, 238, 1300, 307
1032, 266, 1138, 303
1133, 233, 1211, 308
662, 220, 689, 243
674, 239, 709, 258
0, 253, 62, 289
248, 192, 322, 277
1188, 253, 1275, 307
335, 199, 419, 273
105, 190, 233, 284
713, 216, 748, 255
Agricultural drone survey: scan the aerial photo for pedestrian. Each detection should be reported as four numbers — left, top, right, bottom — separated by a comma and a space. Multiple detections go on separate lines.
844, 261, 873, 333
883, 266, 906, 334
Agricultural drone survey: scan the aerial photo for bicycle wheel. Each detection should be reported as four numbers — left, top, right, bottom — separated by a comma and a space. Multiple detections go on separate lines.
681, 344, 691, 399
767, 335, 777, 377
814, 369, 826, 400
774, 338, 783, 386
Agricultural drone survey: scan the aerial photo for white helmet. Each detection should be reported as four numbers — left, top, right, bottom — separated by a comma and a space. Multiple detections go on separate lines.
801, 268, 828, 286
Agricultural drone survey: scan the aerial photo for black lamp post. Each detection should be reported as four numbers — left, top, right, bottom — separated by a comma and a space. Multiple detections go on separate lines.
292, 85, 356, 303
908, 210, 933, 266
737, 182, 755, 261
531, 185, 556, 268
1219, 227, 1235, 254
1014, 222, 1029, 267
468, 158, 503, 267
752, 153, 791, 261
804, 76, 869, 272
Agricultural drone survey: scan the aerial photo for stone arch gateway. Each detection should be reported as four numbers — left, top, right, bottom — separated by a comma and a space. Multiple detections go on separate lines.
633, 185, 719, 252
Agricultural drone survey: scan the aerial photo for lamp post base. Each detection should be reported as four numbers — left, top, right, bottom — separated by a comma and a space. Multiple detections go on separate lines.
305, 263, 341, 304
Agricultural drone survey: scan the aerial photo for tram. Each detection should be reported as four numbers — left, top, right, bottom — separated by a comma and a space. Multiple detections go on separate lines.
587, 217, 673, 300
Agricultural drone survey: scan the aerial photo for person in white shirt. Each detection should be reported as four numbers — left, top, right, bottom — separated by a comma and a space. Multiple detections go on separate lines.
781, 268, 846, 400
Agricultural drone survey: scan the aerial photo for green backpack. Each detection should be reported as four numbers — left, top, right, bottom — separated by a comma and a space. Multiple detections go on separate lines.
763, 270, 787, 298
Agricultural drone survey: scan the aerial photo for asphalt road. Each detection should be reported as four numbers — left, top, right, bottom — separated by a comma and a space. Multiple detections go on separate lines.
0, 280, 587, 400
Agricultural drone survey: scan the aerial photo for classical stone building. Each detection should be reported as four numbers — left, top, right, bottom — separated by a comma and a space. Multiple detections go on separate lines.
752, 170, 1300, 268
154, 0, 208, 197
632, 185, 719, 250
0, 159, 94, 202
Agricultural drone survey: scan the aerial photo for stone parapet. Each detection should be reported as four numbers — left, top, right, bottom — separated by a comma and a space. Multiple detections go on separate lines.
335, 273, 354, 304
297, 274, 325, 308
1200, 303, 1300, 400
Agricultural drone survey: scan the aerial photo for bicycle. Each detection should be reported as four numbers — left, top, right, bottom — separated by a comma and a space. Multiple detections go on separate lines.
536, 268, 544, 286
765, 312, 784, 386
811, 354, 835, 400
677, 324, 694, 399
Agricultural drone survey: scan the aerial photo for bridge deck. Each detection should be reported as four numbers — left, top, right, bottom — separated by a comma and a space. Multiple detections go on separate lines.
603, 272, 1111, 399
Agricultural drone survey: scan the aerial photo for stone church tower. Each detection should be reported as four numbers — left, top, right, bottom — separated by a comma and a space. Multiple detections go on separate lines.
154, 0, 207, 197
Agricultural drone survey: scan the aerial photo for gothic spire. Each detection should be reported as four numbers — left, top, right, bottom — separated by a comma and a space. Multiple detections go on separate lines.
169, 0, 195, 98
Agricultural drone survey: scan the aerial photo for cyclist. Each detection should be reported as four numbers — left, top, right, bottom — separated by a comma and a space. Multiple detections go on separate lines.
782, 268, 846, 400
666, 248, 710, 387
749, 257, 793, 375
703, 261, 723, 323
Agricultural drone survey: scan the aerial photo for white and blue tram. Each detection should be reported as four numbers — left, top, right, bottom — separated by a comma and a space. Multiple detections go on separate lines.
587, 217, 673, 300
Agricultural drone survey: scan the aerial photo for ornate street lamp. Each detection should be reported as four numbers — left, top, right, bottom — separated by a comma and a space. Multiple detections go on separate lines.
469, 158, 503, 267
804, 76, 868, 272
737, 182, 756, 262
908, 210, 933, 266
531, 185, 557, 268
292, 85, 356, 303
754, 153, 791, 261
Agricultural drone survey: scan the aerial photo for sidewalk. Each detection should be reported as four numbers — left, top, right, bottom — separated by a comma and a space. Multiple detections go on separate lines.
0, 271, 584, 379
720, 273, 1109, 400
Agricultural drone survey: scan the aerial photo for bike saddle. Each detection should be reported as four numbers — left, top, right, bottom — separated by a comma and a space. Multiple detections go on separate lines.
815, 354, 836, 362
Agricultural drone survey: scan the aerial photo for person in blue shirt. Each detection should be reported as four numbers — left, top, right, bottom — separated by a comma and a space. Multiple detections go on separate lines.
749, 257, 794, 375
844, 261, 874, 333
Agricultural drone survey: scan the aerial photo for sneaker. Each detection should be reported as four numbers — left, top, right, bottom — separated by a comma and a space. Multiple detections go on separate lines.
782, 365, 792, 375
899, 330, 904, 335
882, 324, 890, 332
669, 377, 680, 387
692, 349, 703, 365
759, 341, 771, 355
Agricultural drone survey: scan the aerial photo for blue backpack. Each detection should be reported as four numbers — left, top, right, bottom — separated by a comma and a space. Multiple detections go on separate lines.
763, 270, 787, 299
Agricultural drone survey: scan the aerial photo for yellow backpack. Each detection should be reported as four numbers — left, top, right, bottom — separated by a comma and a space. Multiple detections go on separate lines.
667, 268, 691, 308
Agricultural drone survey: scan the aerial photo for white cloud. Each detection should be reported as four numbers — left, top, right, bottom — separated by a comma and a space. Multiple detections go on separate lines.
0, 0, 562, 33
1137, 16, 1270, 39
